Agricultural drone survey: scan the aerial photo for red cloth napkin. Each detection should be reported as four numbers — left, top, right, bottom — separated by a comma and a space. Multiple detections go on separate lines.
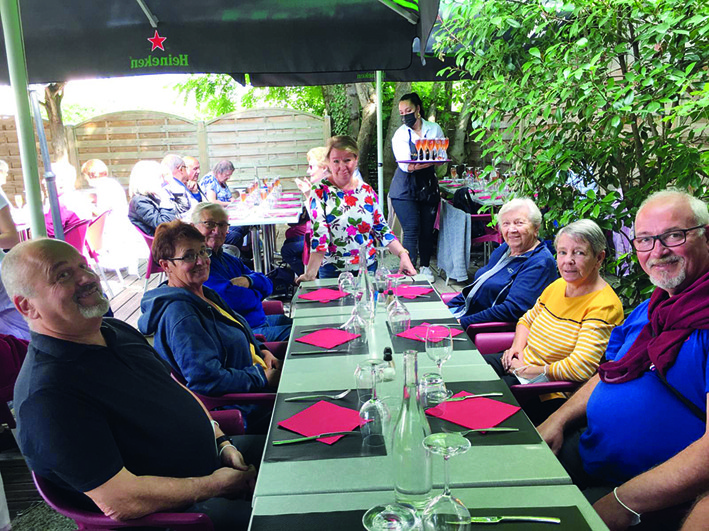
397, 322, 464, 343
439, 180, 452, 184
298, 288, 347, 303
278, 400, 361, 444
393, 285, 434, 299
426, 391, 520, 429
295, 328, 360, 349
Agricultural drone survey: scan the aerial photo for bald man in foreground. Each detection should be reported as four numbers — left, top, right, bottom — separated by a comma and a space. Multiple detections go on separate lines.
6, 239, 261, 529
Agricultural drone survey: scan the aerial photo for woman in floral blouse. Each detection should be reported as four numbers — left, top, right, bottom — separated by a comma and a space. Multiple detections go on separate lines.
296, 136, 416, 282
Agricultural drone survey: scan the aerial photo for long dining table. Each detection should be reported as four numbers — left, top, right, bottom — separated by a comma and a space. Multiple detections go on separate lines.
249, 276, 609, 530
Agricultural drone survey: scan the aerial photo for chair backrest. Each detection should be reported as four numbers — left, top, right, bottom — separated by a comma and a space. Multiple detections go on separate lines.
133, 224, 164, 277
0, 333, 29, 428
465, 322, 517, 343
84, 210, 111, 260
474, 332, 516, 355
63, 219, 91, 254
32, 472, 214, 530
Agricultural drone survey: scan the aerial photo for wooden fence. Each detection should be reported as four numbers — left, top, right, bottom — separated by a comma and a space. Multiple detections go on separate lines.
1, 107, 330, 203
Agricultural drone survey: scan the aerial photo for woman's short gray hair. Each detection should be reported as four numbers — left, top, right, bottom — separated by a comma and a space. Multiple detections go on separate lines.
555, 219, 606, 256
498, 198, 542, 228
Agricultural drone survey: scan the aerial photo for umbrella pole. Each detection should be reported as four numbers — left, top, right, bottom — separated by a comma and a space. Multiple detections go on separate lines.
0, 0, 47, 237
376, 70, 384, 210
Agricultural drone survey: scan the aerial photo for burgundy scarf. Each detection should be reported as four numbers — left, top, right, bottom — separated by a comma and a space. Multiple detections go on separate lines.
598, 268, 709, 384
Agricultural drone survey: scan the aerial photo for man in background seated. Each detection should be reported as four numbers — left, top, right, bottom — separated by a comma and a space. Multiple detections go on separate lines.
161, 154, 199, 217
538, 190, 709, 530
43, 162, 90, 238
193, 203, 292, 342
5, 239, 260, 530
183, 156, 205, 203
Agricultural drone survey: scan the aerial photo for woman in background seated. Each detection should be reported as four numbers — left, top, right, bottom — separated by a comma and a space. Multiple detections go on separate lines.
128, 160, 177, 236
200, 160, 235, 206
487, 219, 624, 424
447, 198, 557, 328
138, 221, 279, 433
296, 135, 416, 281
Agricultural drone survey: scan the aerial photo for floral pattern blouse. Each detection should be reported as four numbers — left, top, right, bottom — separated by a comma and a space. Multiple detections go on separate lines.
310, 181, 396, 270
200, 173, 232, 202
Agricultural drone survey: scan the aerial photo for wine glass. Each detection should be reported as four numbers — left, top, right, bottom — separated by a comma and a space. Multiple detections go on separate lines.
363, 503, 421, 531
346, 308, 368, 354
421, 433, 472, 530
442, 137, 450, 160
386, 277, 410, 333
427, 139, 436, 160
374, 247, 392, 310
435, 139, 443, 160
425, 325, 453, 402
416, 139, 425, 161
338, 271, 355, 304
359, 359, 391, 447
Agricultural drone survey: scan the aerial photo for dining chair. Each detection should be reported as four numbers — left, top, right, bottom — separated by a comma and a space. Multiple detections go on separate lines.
474, 332, 581, 403
133, 225, 164, 292
84, 210, 122, 299
170, 371, 276, 413
32, 472, 214, 530
469, 213, 502, 265
0, 333, 29, 429
63, 219, 91, 255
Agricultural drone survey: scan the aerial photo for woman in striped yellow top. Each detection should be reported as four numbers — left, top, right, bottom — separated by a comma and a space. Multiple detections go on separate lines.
486, 219, 624, 424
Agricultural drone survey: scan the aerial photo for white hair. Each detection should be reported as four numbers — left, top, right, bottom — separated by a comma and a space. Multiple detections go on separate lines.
638, 189, 709, 228
498, 198, 543, 228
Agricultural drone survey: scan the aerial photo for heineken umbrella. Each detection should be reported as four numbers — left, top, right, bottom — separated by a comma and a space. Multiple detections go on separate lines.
0, 0, 439, 239
0, 0, 439, 84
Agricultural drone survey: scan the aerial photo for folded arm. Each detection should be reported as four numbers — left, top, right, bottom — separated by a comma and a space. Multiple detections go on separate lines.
86, 465, 255, 521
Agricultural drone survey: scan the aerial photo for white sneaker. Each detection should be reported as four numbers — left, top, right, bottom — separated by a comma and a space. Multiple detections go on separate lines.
420, 266, 435, 283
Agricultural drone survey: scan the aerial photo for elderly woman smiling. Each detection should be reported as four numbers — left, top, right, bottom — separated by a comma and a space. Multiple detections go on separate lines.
487, 219, 624, 423
138, 220, 279, 431
447, 198, 557, 327
297, 135, 416, 281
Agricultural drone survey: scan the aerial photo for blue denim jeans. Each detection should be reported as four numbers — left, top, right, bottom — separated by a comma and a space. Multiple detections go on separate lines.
251, 313, 292, 342
390, 198, 438, 267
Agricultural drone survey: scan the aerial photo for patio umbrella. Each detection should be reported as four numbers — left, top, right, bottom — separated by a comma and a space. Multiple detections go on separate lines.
0, 0, 439, 238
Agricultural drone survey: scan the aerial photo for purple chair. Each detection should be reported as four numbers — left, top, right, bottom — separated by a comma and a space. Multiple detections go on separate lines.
133, 225, 164, 292
170, 370, 276, 414
32, 472, 214, 530
63, 219, 91, 254
474, 332, 581, 402
262, 300, 284, 315
0, 334, 29, 429
439, 292, 516, 342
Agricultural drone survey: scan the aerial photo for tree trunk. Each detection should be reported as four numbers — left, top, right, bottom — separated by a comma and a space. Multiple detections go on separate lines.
449, 99, 472, 165
344, 83, 361, 138
355, 83, 377, 183
383, 82, 412, 189
426, 82, 443, 122
42, 83, 68, 162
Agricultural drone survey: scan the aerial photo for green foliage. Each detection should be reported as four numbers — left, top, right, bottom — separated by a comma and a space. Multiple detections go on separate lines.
328, 85, 350, 136
440, 0, 709, 309
241, 84, 326, 115
174, 74, 239, 118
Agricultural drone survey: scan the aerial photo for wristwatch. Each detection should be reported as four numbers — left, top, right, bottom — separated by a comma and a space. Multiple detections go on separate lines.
215, 434, 231, 447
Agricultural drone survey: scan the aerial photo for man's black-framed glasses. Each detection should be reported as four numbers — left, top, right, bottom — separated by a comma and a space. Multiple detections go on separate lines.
631, 225, 705, 252
167, 248, 212, 263
199, 220, 229, 231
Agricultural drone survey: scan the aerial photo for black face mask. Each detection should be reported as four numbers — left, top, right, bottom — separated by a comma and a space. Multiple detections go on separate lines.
402, 112, 417, 128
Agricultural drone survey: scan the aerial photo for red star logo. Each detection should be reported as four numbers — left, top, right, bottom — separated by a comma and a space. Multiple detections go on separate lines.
147, 30, 167, 51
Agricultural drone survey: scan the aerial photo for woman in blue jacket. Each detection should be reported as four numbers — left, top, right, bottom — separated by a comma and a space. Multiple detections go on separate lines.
447, 198, 557, 328
138, 220, 279, 432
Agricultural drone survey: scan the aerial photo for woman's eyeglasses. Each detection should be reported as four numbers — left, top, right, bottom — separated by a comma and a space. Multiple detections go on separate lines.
167, 248, 212, 263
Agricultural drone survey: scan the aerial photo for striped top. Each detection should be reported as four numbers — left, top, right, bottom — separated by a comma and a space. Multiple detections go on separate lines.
520, 278, 624, 382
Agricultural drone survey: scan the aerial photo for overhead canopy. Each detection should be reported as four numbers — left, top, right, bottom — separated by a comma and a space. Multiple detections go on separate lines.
0, 0, 439, 84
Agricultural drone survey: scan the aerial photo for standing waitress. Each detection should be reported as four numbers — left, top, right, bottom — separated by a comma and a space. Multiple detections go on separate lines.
390, 92, 444, 283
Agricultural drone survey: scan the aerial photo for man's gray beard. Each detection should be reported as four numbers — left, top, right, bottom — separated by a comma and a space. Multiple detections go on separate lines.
78, 296, 111, 318
648, 258, 687, 291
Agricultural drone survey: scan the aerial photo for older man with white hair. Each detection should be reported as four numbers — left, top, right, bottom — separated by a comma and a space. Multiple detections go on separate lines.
192, 203, 292, 342
6, 238, 261, 529
539, 190, 709, 530
161, 154, 199, 217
